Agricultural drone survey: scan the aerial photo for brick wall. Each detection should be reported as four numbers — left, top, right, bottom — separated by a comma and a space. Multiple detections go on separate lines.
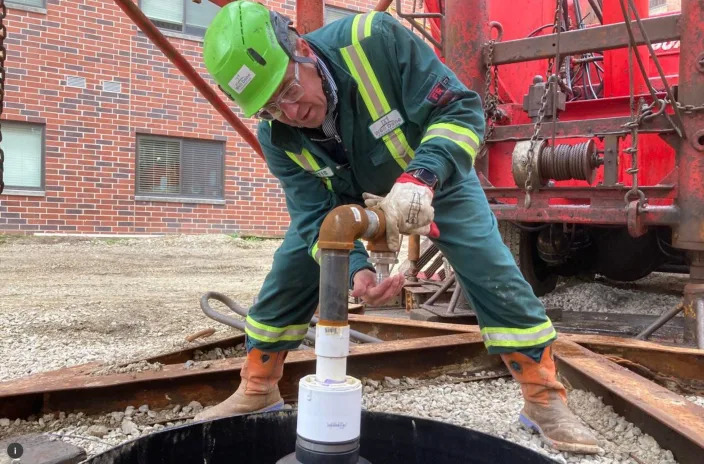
0, 0, 416, 236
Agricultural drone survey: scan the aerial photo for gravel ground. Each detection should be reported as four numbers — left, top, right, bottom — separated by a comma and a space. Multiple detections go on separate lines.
0, 375, 683, 463
0, 234, 697, 463
362, 375, 678, 464
0, 234, 280, 382
541, 274, 684, 316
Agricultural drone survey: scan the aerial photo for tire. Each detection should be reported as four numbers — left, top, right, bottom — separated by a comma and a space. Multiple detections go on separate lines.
499, 221, 558, 296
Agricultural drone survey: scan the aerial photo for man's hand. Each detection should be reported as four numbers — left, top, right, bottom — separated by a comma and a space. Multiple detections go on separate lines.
351, 269, 405, 306
363, 173, 439, 252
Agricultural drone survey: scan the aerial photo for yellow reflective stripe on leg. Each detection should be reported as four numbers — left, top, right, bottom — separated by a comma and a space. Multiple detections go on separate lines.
245, 315, 310, 343
310, 241, 321, 263
421, 123, 481, 163
480, 320, 557, 348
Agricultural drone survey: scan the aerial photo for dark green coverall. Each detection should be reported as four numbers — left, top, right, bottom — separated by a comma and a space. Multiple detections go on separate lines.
244, 12, 556, 358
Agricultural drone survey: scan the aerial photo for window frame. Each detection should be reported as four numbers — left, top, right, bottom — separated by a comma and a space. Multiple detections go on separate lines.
138, 0, 217, 38
6, 0, 46, 11
324, 5, 358, 25
135, 134, 225, 202
1, 120, 45, 193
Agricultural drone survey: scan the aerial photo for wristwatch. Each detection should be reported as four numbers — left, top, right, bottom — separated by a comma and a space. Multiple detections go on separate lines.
407, 168, 438, 189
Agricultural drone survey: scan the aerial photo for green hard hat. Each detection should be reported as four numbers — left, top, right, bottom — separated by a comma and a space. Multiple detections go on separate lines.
203, 1, 292, 118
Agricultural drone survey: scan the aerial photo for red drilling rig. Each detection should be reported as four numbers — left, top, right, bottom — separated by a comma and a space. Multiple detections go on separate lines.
110, 0, 702, 347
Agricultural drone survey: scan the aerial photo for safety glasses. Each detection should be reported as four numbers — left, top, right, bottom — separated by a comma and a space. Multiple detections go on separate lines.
255, 61, 304, 121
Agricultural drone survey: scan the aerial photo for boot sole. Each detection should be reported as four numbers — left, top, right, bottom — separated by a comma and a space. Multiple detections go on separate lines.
254, 399, 284, 414
194, 399, 284, 422
519, 413, 602, 455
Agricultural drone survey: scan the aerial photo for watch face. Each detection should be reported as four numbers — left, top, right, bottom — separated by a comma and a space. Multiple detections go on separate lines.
413, 169, 437, 187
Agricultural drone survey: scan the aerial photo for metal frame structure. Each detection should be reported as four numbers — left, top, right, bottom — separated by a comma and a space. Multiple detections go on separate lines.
438, 0, 704, 346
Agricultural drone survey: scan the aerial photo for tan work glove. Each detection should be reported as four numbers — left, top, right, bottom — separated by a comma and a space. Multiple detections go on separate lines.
363, 173, 440, 252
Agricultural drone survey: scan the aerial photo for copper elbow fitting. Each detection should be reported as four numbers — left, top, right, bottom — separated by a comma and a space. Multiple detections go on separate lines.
318, 205, 386, 251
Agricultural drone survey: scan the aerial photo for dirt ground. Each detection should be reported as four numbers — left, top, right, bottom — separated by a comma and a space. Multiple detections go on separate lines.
0, 233, 688, 382
0, 234, 283, 382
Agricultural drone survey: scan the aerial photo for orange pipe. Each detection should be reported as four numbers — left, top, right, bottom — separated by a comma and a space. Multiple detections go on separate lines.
374, 0, 394, 11
318, 205, 386, 251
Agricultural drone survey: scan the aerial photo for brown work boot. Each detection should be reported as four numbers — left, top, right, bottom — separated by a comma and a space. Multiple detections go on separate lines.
194, 349, 287, 421
501, 346, 601, 454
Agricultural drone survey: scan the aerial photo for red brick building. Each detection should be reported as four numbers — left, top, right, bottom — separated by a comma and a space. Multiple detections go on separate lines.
0, 0, 415, 235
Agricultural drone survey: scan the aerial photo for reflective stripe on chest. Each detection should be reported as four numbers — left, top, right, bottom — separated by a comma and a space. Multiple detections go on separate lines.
340, 12, 415, 170
285, 148, 333, 191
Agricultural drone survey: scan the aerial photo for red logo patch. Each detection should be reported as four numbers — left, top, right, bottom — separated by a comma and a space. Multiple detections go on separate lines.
426, 77, 450, 104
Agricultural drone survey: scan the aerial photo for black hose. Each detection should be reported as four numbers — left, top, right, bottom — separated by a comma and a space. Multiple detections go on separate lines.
201, 291, 382, 344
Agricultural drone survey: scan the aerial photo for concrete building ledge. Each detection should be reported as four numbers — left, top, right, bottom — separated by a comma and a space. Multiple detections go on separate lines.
135, 195, 226, 205
2, 189, 45, 197
7, 3, 47, 14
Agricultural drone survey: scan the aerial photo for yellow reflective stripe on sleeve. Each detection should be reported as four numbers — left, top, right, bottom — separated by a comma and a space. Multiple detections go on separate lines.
480, 321, 557, 348
245, 315, 310, 343
341, 12, 414, 170
310, 241, 321, 263
421, 123, 481, 163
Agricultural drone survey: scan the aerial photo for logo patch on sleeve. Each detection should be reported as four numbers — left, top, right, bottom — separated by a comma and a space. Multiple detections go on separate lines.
426, 76, 450, 104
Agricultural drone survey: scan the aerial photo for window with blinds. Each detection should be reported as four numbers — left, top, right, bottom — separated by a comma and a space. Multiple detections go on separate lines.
1, 122, 44, 191
140, 0, 220, 37
325, 5, 356, 25
136, 135, 224, 200
7, 0, 45, 8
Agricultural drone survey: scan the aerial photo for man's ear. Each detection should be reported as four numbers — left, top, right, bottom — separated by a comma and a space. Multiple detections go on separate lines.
295, 37, 317, 62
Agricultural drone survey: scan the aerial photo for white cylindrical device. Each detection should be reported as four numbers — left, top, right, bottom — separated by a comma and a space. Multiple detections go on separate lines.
315, 324, 350, 383
296, 374, 363, 443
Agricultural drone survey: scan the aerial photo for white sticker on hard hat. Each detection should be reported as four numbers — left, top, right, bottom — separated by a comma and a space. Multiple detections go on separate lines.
369, 109, 404, 139
229, 65, 256, 94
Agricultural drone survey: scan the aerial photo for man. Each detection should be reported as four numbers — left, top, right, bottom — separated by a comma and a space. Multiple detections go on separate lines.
196, 1, 599, 454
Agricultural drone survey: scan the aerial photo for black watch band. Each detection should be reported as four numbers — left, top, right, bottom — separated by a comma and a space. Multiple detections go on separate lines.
407, 168, 438, 189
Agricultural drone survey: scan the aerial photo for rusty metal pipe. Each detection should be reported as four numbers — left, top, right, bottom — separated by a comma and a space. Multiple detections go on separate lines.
374, 0, 393, 11
114, 0, 263, 160
318, 205, 386, 323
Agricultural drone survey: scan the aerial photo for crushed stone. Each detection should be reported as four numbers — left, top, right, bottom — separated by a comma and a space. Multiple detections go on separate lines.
90, 360, 164, 376
193, 344, 245, 361
541, 274, 684, 316
362, 376, 678, 464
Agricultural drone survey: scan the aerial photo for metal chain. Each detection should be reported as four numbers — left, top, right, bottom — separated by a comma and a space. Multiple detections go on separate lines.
0, 0, 6, 195
524, 0, 561, 208
670, 100, 704, 114
479, 38, 499, 159
479, 22, 503, 160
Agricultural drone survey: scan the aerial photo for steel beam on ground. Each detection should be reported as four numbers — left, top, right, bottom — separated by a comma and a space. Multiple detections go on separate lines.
0, 333, 496, 419
553, 339, 704, 464
490, 14, 680, 65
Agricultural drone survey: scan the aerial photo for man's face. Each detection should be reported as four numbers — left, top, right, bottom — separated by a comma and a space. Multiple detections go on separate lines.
262, 38, 327, 128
